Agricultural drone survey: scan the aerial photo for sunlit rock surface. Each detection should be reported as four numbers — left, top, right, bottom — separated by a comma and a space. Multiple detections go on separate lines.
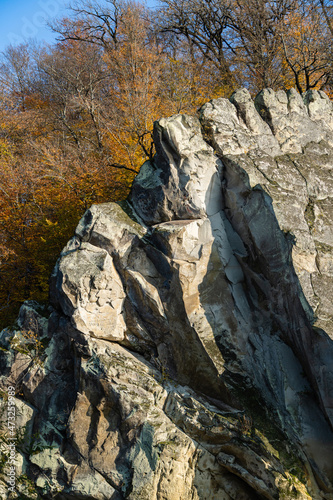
1, 88, 333, 499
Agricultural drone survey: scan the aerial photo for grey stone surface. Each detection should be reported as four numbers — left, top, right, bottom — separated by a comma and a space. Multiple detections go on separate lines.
1, 88, 333, 499
129, 114, 223, 225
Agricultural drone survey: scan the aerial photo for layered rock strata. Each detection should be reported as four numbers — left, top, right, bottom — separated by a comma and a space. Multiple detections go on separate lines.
1, 88, 333, 499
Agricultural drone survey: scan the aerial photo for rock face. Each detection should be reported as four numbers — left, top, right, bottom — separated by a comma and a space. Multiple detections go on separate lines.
1, 88, 333, 500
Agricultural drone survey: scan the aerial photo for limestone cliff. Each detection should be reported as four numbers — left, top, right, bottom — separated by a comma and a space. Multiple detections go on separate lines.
1, 88, 333, 500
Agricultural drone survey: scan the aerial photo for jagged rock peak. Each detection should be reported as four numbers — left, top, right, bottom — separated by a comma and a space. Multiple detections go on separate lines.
130, 88, 333, 226
1, 88, 333, 500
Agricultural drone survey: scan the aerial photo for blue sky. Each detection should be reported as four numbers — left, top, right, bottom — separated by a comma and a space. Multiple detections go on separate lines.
0, 0, 158, 52
0, 0, 71, 51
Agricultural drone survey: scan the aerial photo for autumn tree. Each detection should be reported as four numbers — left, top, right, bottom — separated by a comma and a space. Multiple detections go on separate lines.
52, 0, 229, 160
154, 0, 333, 93
280, 0, 332, 93
155, 0, 237, 94
0, 43, 38, 111
229, 0, 296, 91
0, 38, 136, 327
53, 2, 159, 163
155, 0, 296, 93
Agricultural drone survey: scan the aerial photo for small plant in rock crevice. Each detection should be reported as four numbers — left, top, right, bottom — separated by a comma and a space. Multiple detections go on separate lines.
8, 329, 48, 368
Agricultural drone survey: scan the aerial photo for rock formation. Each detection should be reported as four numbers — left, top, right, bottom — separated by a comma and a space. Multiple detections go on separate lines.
1, 88, 333, 499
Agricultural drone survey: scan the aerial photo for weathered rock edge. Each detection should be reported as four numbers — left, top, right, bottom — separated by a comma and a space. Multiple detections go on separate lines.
0, 88, 333, 500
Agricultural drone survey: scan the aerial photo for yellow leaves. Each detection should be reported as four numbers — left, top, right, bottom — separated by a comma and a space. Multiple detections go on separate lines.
45, 218, 58, 227
279, 4, 331, 93
0, 128, 136, 328
0, 139, 13, 159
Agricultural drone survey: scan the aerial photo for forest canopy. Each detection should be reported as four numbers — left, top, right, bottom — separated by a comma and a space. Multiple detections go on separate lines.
0, 0, 332, 327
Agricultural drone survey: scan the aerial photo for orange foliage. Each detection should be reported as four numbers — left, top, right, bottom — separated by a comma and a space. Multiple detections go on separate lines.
0, 40, 137, 326
280, 3, 332, 93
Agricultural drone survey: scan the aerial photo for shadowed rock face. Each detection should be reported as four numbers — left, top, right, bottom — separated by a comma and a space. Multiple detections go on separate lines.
1, 88, 333, 500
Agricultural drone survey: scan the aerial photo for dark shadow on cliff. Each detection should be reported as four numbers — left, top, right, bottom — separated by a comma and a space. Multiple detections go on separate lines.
197, 155, 333, 491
